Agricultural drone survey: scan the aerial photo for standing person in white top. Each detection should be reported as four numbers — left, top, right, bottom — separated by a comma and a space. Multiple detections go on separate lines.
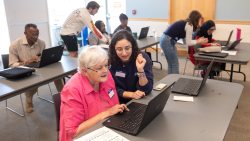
60, 1, 108, 57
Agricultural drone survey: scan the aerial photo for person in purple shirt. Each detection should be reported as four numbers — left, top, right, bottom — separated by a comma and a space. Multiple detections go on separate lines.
109, 30, 153, 103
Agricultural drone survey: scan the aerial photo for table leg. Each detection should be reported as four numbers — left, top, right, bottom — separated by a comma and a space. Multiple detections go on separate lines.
224, 64, 246, 82
230, 64, 234, 82
238, 64, 246, 82
151, 44, 162, 69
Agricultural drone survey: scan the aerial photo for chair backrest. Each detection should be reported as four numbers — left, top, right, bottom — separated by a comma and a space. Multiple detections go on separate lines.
53, 93, 61, 132
1, 54, 9, 69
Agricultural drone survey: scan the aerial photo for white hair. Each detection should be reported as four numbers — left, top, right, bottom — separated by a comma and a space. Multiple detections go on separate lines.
78, 46, 108, 70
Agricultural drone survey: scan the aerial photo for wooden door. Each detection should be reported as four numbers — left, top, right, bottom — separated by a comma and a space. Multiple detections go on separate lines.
169, 0, 216, 23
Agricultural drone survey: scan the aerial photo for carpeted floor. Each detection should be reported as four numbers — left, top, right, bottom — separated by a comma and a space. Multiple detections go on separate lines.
0, 53, 249, 141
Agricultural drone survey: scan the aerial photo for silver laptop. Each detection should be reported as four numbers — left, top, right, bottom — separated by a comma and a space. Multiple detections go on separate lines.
171, 60, 214, 96
26, 45, 64, 68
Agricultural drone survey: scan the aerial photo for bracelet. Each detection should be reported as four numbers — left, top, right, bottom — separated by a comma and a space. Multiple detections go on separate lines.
137, 72, 145, 78
137, 71, 144, 73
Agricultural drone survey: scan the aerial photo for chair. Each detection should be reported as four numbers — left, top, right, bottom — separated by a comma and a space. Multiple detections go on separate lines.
1, 54, 54, 117
183, 47, 223, 79
183, 46, 205, 76
1, 54, 25, 117
52, 93, 61, 140
2, 54, 9, 69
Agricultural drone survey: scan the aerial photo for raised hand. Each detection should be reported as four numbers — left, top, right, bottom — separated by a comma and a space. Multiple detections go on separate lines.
136, 53, 146, 72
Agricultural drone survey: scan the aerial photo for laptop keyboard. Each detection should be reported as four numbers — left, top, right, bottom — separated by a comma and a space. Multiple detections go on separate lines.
182, 80, 201, 94
114, 102, 147, 131
172, 78, 201, 95
25, 62, 40, 68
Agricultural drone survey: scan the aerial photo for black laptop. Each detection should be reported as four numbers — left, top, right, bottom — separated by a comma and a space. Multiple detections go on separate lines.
138, 27, 149, 40
222, 39, 242, 51
198, 52, 228, 58
103, 83, 172, 135
217, 30, 233, 46
171, 60, 214, 96
26, 45, 64, 68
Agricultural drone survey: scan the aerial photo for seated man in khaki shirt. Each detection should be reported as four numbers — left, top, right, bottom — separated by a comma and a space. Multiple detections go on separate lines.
9, 23, 64, 113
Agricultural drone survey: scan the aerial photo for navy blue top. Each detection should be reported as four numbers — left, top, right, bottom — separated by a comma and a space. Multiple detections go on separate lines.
110, 52, 153, 103
164, 20, 187, 41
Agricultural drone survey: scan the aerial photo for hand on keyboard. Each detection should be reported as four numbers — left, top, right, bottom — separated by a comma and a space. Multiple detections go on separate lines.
103, 104, 129, 119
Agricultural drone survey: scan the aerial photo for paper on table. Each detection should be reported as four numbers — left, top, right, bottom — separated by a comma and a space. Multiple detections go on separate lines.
173, 96, 194, 102
74, 127, 129, 141
221, 50, 237, 55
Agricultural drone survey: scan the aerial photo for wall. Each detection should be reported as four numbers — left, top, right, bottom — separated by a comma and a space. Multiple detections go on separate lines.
4, 0, 51, 47
0, 0, 10, 54
127, 0, 250, 43
126, 0, 168, 19
216, 0, 250, 21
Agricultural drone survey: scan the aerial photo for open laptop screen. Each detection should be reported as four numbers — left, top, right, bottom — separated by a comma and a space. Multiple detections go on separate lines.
138, 27, 149, 40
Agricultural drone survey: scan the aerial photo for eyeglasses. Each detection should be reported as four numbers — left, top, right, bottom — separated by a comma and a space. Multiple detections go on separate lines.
115, 45, 132, 53
87, 64, 110, 72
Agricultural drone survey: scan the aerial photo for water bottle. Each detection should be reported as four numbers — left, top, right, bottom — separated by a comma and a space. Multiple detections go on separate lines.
236, 28, 241, 40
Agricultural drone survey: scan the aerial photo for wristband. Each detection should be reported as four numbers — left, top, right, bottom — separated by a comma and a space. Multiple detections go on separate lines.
137, 72, 145, 78
137, 71, 144, 73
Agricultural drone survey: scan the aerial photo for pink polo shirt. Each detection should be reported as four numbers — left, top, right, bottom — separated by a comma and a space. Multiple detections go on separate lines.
59, 71, 119, 141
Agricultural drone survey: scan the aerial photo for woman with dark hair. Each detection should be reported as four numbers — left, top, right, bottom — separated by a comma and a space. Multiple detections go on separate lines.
109, 30, 153, 103
160, 10, 208, 74
88, 20, 110, 45
189, 20, 225, 78
189, 20, 217, 64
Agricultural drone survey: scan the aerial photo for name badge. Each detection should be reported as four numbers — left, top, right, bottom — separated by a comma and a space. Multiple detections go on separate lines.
115, 71, 125, 78
108, 89, 114, 98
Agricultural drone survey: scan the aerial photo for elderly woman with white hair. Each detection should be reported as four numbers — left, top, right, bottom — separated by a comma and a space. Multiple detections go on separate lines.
59, 46, 128, 141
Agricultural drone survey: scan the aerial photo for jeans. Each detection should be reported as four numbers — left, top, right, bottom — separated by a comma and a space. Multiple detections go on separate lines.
160, 34, 179, 74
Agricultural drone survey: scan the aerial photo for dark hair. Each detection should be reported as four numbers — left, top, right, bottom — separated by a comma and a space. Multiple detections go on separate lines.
24, 23, 37, 31
186, 10, 202, 31
86, 1, 100, 9
119, 13, 128, 21
196, 20, 216, 42
109, 30, 140, 66
95, 20, 108, 34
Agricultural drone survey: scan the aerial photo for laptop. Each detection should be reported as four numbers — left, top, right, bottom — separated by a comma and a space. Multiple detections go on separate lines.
138, 26, 149, 40
171, 60, 214, 96
198, 52, 228, 58
217, 30, 233, 46
222, 39, 242, 51
26, 45, 64, 68
103, 83, 172, 135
